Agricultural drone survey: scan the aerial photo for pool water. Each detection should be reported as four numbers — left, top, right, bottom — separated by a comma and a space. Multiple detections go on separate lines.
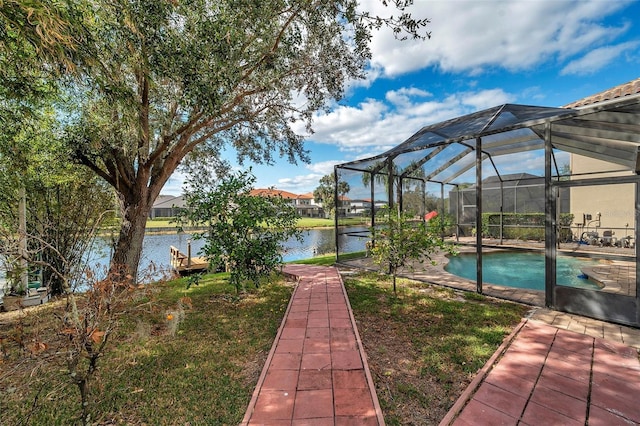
444, 251, 602, 291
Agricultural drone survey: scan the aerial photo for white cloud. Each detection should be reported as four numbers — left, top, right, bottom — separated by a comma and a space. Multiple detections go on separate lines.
305, 160, 343, 175
162, 170, 188, 195
305, 87, 514, 158
560, 41, 640, 75
276, 174, 324, 191
460, 89, 513, 110
269, 161, 351, 193
359, 0, 633, 77
386, 87, 432, 108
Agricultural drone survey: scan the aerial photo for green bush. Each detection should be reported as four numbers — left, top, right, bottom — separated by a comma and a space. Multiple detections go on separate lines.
481, 213, 574, 241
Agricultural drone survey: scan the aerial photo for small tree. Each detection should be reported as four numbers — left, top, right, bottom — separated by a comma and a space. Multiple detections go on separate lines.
370, 206, 457, 293
0, 226, 142, 425
314, 174, 350, 218
178, 170, 301, 293
61, 268, 147, 426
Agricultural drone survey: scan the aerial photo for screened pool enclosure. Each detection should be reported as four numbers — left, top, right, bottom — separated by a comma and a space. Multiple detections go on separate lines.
334, 95, 640, 327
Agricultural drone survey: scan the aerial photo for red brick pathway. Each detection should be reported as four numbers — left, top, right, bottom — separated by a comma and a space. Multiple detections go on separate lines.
241, 264, 384, 426
442, 319, 640, 425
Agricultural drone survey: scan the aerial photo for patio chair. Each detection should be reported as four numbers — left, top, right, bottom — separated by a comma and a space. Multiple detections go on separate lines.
600, 230, 616, 247
581, 231, 599, 245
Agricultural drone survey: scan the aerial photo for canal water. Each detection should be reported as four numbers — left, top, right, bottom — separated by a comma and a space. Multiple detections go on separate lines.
89, 227, 368, 280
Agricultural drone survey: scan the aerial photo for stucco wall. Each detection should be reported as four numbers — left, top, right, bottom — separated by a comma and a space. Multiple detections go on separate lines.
570, 155, 635, 241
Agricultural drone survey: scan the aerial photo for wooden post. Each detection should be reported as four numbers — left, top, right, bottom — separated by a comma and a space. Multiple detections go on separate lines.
19, 187, 28, 291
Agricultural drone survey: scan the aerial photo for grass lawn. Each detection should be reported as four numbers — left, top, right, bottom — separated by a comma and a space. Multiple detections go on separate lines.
144, 216, 365, 230
288, 252, 336, 265
344, 273, 528, 424
0, 267, 527, 424
0, 274, 293, 425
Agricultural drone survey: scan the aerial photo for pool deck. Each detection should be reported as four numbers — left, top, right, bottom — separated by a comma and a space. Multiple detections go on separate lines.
441, 317, 640, 425
340, 238, 637, 307
339, 252, 547, 307
580, 261, 636, 296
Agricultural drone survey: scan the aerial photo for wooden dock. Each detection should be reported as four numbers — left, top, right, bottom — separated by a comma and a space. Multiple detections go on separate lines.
170, 245, 209, 275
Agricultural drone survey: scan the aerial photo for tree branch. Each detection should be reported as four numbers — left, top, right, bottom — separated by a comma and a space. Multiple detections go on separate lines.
75, 152, 116, 188
138, 68, 150, 163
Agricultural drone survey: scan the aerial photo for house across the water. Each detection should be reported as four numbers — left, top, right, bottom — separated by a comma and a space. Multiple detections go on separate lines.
150, 189, 357, 219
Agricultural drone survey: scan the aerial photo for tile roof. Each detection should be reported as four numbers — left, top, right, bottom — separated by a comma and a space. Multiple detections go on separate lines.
564, 77, 640, 108
249, 188, 299, 199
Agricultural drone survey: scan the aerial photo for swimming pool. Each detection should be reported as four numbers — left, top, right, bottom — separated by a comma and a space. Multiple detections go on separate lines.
444, 251, 602, 291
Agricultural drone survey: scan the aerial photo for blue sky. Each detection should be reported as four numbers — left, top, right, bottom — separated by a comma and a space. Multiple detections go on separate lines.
162, 0, 640, 196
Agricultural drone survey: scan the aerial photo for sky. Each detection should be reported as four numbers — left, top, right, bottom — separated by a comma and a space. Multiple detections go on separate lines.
162, 0, 640, 196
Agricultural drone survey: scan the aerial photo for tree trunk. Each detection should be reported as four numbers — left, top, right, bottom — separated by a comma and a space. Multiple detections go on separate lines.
78, 377, 90, 426
110, 191, 153, 282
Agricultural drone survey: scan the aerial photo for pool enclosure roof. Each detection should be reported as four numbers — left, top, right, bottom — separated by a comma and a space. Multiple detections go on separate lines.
337, 95, 640, 184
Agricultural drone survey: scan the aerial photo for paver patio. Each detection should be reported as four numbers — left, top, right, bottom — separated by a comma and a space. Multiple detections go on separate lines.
441, 319, 640, 425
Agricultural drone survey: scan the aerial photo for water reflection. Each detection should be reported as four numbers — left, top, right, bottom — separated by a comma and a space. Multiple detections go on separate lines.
89, 227, 368, 280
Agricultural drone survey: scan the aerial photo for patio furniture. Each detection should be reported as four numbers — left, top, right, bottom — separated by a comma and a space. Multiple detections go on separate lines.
600, 230, 616, 247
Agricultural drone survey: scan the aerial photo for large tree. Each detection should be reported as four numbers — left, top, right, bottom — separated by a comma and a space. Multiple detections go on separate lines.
61, 0, 429, 279
1, 1, 115, 294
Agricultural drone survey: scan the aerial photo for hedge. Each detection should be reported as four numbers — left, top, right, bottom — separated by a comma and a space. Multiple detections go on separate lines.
480, 213, 574, 241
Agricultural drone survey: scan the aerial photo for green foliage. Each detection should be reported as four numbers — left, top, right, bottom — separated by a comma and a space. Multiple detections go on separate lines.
185, 273, 202, 290
480, 212, 574, 241
0, 0, 89, 152
178, 170, 301, 293
369, 206, 457, 293
1, 0, 112, 293
0, 0, 84, 71
4, 262, 27, 295
314, 174, 350, 218
426, 213, 456, 236
0, 90, 114, 295
47, 0, 429, 277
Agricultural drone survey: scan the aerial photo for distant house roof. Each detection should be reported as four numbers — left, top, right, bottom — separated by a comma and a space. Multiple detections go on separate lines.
564, 77, 640, 108
483, 173, 542, 184
249, 189, 299, 199
298, 192, 315, 199
452, 173, 544, 191
153, 195, 186, 208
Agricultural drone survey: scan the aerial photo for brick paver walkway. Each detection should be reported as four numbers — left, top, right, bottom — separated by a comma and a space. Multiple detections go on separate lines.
241, 264, 384, 425
241, 264, 640, 425
442, 319, 640, 425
